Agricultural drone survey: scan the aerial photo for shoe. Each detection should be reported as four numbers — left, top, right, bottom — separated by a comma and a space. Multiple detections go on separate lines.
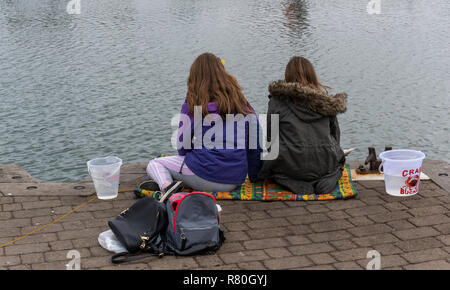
159, 180, 184, 203
138, 180, 160, 191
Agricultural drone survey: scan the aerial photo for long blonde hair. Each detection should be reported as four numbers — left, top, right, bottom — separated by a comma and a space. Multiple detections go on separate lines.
186, 53, 253, 117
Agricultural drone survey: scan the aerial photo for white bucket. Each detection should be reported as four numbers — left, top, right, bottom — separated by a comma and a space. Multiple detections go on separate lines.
87, 156, 122, 200
379, 149, 425, 197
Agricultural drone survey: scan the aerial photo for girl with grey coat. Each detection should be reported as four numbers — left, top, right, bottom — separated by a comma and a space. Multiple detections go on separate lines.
258, 57, 347, 194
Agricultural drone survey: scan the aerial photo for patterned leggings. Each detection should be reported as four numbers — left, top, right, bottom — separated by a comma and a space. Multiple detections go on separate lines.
146, 155, 239, 192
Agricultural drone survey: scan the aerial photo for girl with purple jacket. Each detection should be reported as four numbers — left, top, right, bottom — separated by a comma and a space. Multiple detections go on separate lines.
144, 53, 262, 195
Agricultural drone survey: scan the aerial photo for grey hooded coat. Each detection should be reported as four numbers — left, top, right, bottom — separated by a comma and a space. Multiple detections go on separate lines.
258, 81, 347, 194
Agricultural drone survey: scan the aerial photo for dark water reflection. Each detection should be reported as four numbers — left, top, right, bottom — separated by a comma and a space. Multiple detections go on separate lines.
0, 0, 449, 182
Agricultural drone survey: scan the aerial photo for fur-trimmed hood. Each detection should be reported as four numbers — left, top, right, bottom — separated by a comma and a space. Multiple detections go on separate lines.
268, 80, 347, 116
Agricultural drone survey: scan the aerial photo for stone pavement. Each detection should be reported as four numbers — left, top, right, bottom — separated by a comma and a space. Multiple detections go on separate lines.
0, 163, 449, 270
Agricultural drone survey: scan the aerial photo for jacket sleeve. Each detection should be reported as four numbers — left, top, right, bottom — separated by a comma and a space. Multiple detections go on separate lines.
177, 102, 194, 156
246, 111, 263, 183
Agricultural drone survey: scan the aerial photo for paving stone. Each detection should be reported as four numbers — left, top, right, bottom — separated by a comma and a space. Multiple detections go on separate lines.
408, 214, 450, 227
45, 248, 91, 262
22, 200, 61, 210
80, 256, 113, 269
237, 261, 266, 270
246, 217, 290, 229
31, 261, 66, 270
368, 211, 412, 223
263, 256, 313, 270
307, 253, 337, 265
307, 230, 353, 243
348, 224, 393, 237
331, 248, 371, 262
217, 242, 243, 254
384, 202, 409, 211
267, 207, 308, 218
348, 216, 374, 226
0, 218, 31, 229
89, 246, 109, 257
310, 220, 353, 233
0, 256, 21, 267
305, 204, 329, 213
0, 165, 449, 270
394, 237, 445, 252
325, 200, 366, 211
21, 253, 45, 264
326, 210, 351, 220
220, 250, 269, 264
434, 223, 450, 234
5, 243, 50, 256
285, 235, 312, 245
352, 233, 400, 247
246, 227, 293, 239
246, 211, 270, 220
394, 227, 440, 240
220, 213, 248, 223
345, 205, 389, 217
330, 239, 358, 251
403, 260, 450, 270
437, 235, 450, 246
358, 254, 408, 269
401, 248, 449, 264
224, 231, 250, 242
298, 264, 335, 270
222, 222, 249, 231
100, 263, 149, 270
286, 213, 330, 225
288, 243, 334, 256
401, 198, 442, 209
408, 205, 448, 217
263, 247, 293, 258
243, 238, 288, 250
195, 255, 223, 268
387, 220, 416, 231
333, 261, 363, 270
2, 203, 22, 212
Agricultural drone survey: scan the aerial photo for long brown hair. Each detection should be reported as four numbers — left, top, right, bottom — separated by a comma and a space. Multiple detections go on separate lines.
285, 56, 330, 91
186, 53, 252, 117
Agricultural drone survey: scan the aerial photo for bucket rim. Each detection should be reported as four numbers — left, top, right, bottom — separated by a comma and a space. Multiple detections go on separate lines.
379, 149, 425, 162
87, 156, 123, 167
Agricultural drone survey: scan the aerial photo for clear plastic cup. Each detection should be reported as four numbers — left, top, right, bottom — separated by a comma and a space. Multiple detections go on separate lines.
87, 156, 122, 200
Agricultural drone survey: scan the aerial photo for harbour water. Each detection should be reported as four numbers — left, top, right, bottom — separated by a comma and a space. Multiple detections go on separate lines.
0, 0, 449, 182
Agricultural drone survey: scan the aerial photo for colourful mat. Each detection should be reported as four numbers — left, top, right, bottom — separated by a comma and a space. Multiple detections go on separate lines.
137, 164, 357, 201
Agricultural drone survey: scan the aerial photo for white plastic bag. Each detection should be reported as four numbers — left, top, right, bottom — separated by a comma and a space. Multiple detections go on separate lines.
98, 230, 128, 253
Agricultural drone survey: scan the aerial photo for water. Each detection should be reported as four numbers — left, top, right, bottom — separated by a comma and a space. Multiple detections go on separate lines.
0, 0, 449, 182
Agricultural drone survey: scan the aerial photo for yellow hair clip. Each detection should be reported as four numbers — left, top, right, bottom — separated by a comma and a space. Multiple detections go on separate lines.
221, 59, 225, 65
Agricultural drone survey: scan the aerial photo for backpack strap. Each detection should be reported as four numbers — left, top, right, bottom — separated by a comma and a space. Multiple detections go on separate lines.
111, 250, 167, 264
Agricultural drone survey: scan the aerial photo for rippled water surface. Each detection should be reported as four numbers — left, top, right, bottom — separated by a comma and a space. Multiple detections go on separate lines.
1, 0, 449, 182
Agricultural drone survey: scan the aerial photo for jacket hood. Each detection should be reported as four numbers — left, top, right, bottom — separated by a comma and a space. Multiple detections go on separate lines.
268, 81, 347, 117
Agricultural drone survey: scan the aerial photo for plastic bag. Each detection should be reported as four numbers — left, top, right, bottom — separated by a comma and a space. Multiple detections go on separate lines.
98, 229, 128, 253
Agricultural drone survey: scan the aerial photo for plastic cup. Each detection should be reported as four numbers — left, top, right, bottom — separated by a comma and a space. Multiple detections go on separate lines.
379, 149, 425, 197
87, 156, 122, 200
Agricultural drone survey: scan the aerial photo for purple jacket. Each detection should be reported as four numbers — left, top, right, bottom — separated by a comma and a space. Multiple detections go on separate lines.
177, 101, 262, 185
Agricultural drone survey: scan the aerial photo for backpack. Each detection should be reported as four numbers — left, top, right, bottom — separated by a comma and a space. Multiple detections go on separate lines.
110, 193, 224, 264
165, 192, 225, 255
